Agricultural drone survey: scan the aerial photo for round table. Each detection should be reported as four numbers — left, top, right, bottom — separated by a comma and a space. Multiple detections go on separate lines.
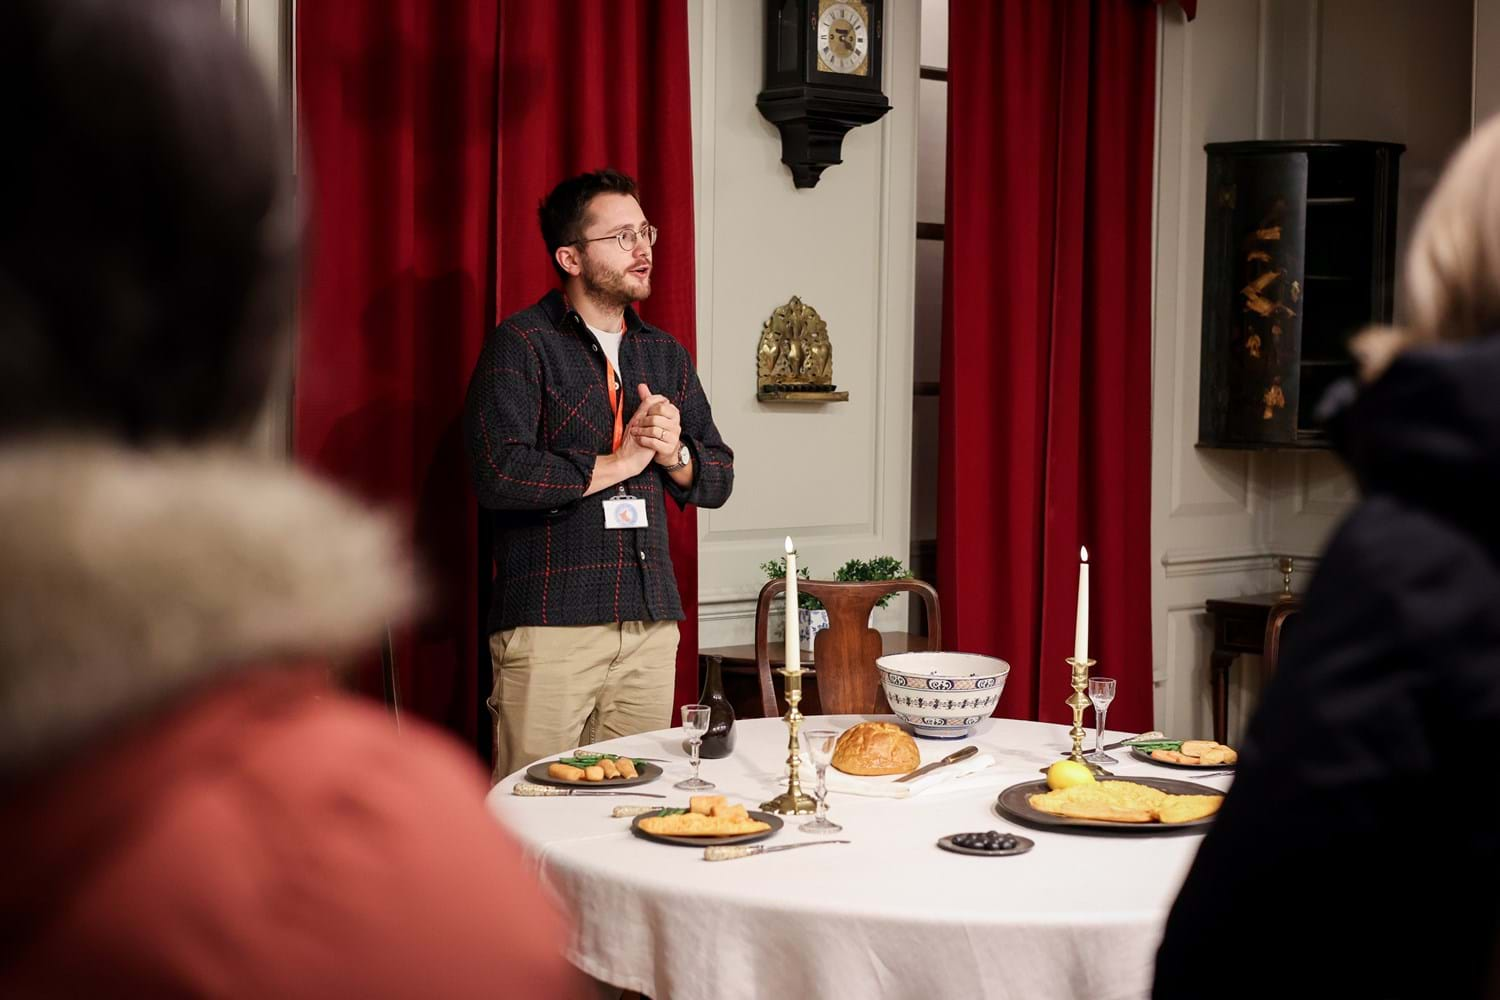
487, 716, 1227, 1000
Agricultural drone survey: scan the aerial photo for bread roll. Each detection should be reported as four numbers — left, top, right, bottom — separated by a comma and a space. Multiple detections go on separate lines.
831, 721, 920, 776
599, 757, 620, 779
616, 757, 639, 779
548, 763, 585, 782
584, 765, 605, 782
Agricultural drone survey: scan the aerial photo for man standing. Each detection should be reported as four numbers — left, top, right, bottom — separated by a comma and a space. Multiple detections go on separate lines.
465, 169, 733, 779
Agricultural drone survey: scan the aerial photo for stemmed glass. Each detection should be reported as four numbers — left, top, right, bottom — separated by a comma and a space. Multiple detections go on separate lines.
1085, 677, 1118, 764
800, 729, 843, 834
675, 704, 715, 790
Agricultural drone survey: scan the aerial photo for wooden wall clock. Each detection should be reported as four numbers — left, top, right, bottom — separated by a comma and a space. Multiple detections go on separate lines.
757, 0, 892, 189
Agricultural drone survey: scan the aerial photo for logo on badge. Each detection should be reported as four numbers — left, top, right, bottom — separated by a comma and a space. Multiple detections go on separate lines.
616, 505, 637, 526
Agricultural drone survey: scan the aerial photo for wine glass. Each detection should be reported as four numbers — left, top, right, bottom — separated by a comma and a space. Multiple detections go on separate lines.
676, 704, 715, 790
1086, 677, 1118, 764
800, 729, 843, 833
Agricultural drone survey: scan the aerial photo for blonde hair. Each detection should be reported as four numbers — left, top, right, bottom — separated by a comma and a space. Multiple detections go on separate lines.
1353, 113, 1500, 378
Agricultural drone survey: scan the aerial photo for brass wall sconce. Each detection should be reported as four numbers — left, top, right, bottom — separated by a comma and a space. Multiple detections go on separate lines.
756, 296, 849, 403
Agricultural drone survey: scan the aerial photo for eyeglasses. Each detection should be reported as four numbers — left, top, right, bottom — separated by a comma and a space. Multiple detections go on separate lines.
576, 224, 658, 253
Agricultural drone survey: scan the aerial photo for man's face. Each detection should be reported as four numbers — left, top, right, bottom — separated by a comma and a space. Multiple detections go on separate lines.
575, 192, 653, 306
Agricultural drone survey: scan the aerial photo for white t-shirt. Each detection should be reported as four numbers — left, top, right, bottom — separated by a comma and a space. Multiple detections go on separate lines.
585, 321, 624, 385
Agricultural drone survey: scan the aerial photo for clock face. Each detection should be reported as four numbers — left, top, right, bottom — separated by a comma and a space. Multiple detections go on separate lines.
816, 1, 870, 77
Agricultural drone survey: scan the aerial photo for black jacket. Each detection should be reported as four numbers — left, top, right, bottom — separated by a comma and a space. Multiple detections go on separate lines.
463, 290, 733, 632
1155, 337, 1500, 1000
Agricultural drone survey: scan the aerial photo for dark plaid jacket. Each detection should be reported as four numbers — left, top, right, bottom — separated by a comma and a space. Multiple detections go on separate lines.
464, 290, 733, 633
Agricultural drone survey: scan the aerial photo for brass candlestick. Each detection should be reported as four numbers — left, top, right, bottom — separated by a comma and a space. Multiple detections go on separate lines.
761, 667, 816, 814
1051, 656, 1111, 776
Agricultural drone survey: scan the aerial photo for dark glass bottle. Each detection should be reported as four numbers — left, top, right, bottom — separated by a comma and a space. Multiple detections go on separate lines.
697, 655, 737, 758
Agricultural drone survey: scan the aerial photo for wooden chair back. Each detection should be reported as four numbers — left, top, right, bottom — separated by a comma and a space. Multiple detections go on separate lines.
754, 578, 942, 717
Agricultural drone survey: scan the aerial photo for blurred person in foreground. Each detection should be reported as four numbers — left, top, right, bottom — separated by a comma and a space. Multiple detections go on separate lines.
1155, 115, 1500, 999
0, 1, 581, 996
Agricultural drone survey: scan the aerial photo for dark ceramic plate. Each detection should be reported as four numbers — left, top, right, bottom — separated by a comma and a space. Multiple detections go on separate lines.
524, 760, 664, 789
1130, 747, 1236, 771
936, 834, 1035, 857
995, 776, 1223, 834
630, 809, 784, 847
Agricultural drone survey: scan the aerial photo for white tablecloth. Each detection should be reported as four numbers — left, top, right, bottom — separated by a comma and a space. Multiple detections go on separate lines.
487, 716, 1227, 1000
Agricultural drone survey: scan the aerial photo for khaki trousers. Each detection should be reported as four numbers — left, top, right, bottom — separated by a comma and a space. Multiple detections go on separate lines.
488, 620, 679, 781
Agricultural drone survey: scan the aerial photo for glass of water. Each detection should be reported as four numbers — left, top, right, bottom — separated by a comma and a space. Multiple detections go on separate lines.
1085, 677, 1118, 764
676, 704, 715, 790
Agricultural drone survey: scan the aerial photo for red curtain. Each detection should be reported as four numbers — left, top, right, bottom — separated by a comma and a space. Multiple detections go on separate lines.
493, 2, 700, 714
938, 0, 1156, 732
295, 1, 700, 744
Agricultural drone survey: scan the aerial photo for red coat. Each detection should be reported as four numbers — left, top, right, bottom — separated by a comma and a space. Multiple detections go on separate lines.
0, 445, 585, 998
0, 671, 586, 998
1, 668, 585, 995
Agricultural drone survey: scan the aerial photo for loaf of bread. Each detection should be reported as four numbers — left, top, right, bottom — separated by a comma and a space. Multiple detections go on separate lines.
831, 721, 920, 776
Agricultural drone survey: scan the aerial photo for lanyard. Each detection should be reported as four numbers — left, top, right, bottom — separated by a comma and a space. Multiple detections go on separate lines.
564, 294, 628, 453
606, 363, 623, 452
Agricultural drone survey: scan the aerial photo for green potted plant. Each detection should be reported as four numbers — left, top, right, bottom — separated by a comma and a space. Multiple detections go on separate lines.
759, 557, 826, 650
760, 555, 912, 649
832, 555, 912, 608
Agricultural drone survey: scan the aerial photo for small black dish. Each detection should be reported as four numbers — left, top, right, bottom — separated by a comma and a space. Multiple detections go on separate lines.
937, 832, 1034, 857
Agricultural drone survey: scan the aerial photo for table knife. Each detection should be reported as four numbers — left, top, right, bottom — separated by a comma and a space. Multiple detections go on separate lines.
704, 841, 851, 861
573, 750, 670, 762
512, 782, 665, 798
895, 744, 979, 783
1058, 731, 1165, 756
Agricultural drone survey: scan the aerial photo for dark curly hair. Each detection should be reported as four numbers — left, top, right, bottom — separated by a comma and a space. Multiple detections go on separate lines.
0, 0, 298, 444
537, 169, 640, 279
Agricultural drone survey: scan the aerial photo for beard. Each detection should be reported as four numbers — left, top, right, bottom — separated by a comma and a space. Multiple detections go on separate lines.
579, 251, 651, 311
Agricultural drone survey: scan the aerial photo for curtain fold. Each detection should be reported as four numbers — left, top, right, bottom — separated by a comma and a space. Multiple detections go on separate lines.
295, 0, 700, 744
939, 0, 1156, 732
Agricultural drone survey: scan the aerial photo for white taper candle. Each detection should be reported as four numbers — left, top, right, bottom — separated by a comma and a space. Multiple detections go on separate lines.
784, 536, 801, 673
1074, 546, 1090, 662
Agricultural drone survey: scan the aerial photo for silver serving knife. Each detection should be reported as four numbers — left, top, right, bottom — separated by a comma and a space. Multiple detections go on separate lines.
1058, 731, 1166, 756
512, 781, 665, 798
895, 744, 979, 783
704, 840, 851, 861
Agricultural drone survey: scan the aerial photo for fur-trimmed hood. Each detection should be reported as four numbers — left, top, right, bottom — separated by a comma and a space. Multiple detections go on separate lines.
0, 441, 416, 775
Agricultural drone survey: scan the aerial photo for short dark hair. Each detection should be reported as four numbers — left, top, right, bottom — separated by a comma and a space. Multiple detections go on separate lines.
537, 169, 640, 279
0, 0, 298, 445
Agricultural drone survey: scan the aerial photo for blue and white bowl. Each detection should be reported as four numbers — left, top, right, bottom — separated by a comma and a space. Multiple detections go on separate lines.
876, 652, 1010, 739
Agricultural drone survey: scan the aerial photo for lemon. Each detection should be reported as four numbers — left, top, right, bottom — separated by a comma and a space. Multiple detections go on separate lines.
1046, 760, 1096, 790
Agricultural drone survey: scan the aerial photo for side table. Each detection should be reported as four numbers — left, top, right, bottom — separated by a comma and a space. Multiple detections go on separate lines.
1203, 592, 1303, 745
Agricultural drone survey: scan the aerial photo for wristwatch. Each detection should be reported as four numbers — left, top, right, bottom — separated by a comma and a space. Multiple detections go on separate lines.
663, 444, 691, 473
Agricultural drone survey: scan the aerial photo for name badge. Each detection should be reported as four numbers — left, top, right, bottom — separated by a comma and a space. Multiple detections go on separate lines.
603, 494, 648, 530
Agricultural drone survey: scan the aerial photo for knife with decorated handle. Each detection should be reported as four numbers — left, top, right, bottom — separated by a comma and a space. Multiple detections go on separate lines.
895, 744, 979, 783
704, 841, 851, 861
512, 782, 665, 798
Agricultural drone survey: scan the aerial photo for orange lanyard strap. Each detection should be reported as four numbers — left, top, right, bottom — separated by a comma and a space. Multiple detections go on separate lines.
607, 365, 623, 452
566, 296, 627, 453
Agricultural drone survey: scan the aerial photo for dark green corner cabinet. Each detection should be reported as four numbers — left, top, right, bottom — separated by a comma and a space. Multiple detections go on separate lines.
1197, 140, 1403, 448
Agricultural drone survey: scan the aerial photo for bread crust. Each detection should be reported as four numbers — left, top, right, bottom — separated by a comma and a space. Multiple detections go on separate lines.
831, 721, 920, 776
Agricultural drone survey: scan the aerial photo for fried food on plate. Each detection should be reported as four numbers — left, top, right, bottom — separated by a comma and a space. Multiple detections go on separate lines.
1028, 780, 1222, 825
1157, 795, 1224, 824
638, 812, 771, 837
690, 795, 728, 815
